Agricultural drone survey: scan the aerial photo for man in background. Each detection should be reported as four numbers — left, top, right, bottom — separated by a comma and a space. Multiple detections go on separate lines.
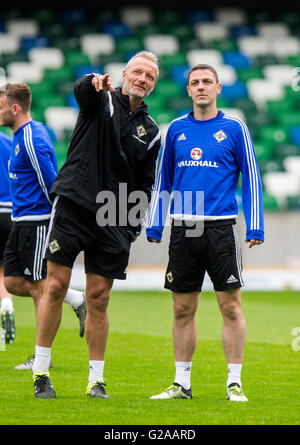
0, 83, 87, 369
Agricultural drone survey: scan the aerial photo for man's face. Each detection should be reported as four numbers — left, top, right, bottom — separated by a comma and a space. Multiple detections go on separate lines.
187, 69, 221, 108
122, 57, 158, 100
0, 95, 15, 128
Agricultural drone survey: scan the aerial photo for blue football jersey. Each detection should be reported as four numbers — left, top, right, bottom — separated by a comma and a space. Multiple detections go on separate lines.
0, 132, 13, 213
9, 120, 57, 221
146, 111, 264, 242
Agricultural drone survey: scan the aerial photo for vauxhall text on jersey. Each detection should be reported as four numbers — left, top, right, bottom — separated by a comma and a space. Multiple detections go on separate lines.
146, 111, 264, 242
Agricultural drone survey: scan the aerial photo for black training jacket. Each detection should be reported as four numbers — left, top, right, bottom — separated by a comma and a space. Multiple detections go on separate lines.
50, 74, 161, 234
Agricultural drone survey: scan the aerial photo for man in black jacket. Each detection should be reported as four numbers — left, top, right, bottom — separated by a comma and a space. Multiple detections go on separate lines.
31, 51, 161, 399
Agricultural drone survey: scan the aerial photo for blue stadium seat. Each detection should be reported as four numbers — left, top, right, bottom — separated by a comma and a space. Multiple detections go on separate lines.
222, 50, 252, 69
102, 22, 132, 38
184, 10, 213, 25
230, 24, 256, 39
290, 127, 300, 148
20, 36, 49, 53
170, 66, 190, 87
66, 93, 79, 110
221, 81, 248, 101
74, 64, 103, 79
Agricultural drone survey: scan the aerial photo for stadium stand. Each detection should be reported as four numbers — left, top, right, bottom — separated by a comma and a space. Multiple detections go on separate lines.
1, 6, 300, 211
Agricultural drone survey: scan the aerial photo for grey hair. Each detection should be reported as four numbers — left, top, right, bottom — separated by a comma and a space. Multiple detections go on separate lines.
125, 51, 159, 77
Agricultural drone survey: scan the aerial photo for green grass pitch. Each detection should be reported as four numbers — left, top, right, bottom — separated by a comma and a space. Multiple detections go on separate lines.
1, 290, 300, 425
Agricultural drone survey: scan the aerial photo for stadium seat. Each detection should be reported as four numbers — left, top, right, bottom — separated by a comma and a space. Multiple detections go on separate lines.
283, 156, 300, 176
254, 141, 274, 162
263, 172, 300, 202
44, 106, 78, 139
222, 107, 246, 122
186, 49, 223, 68
270, 37, 300, 57
247, 79, 284, 106
170, 66, 190, 87
103, 63, 126, 87
259, 126, 289, 145
143, 35, 179, 55
0, 33, 20, 54
214, 8, 247, 26
80, 34, 115, 60
216, 65, 237, 85
290, 127, 300, 147
28, 47, 64, 69
194, 22, 229, 41
262, 192, 279, 210
20, 36, 49, 54
263, 65, 294, 86
120, 6, 153, 28
256, 22, 290, 39
102, 22, 132, 39
222, 50, 252, 69
6, 19, 39, 37
237, 36, 270, 56
274, 144, 300, 160
6, 62, 44, 83
74, 64, 103, 79
220, 82, 248, 101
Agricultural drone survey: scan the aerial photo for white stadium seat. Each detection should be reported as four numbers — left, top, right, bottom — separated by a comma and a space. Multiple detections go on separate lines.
256, 22, 290, 39
194, 22, 229, 41
237, 36, 270, 56
217, 65, 237, 85
0, 33, 20, 54
103, 63, 126, 87
186, 49, 223, 68
222, 108, 246, 122
120, 6, 153, 27
214, 8, 247, 25
263, 172, 300, 201
270, 37, 300, 57
6, 19, 39, 37
263, 65, 295, 86
80, 34, 115, 60
44, 107, 78, 139
6, 62, 44, 83
143, 34, 179, 55
28, 47, 64, 69
247, 79, 284, 106
283, 156, 300, 176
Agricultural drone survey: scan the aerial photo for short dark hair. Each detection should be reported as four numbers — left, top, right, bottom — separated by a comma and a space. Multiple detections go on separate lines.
187, 64, 219, 84
0, 83, 32, 112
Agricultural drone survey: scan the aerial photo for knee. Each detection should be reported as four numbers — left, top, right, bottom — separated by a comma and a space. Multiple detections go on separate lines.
47, 276, 69, 301
4, 276, 24, 296
219, 300, 241, 321
173, 300, 197, 321
86, 285, 111, 313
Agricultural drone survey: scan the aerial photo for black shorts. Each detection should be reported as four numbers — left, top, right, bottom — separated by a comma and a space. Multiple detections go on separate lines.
44, 195, 131, 280
164, 220, 244, 293
4, 221, 49, 281
0, 212, 12, 264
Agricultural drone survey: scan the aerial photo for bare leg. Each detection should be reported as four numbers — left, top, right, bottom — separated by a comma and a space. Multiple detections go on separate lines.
216, 288, 246, 364
36, 261, 72, 348
0, 265, 13, 301
85, 273, 113, 360
172, 291, 199, 362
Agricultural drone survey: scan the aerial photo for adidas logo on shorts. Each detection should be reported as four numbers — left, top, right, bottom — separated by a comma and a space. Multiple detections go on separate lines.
226, 274, 238, 284
24, 267, 31, 276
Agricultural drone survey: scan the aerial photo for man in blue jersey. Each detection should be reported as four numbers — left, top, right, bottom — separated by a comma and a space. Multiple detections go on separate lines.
0, 83, 87, 369
0, 131, 15, 344
146, 64, 264, 402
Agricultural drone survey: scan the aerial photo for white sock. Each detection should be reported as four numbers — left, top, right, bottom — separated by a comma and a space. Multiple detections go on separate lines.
32, 345, 51, 374
227, 363, 242, 388
174, 361, 192, 390
1, 297, 13, 312
88, 360, 104, 385
63, 289, 84, 309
